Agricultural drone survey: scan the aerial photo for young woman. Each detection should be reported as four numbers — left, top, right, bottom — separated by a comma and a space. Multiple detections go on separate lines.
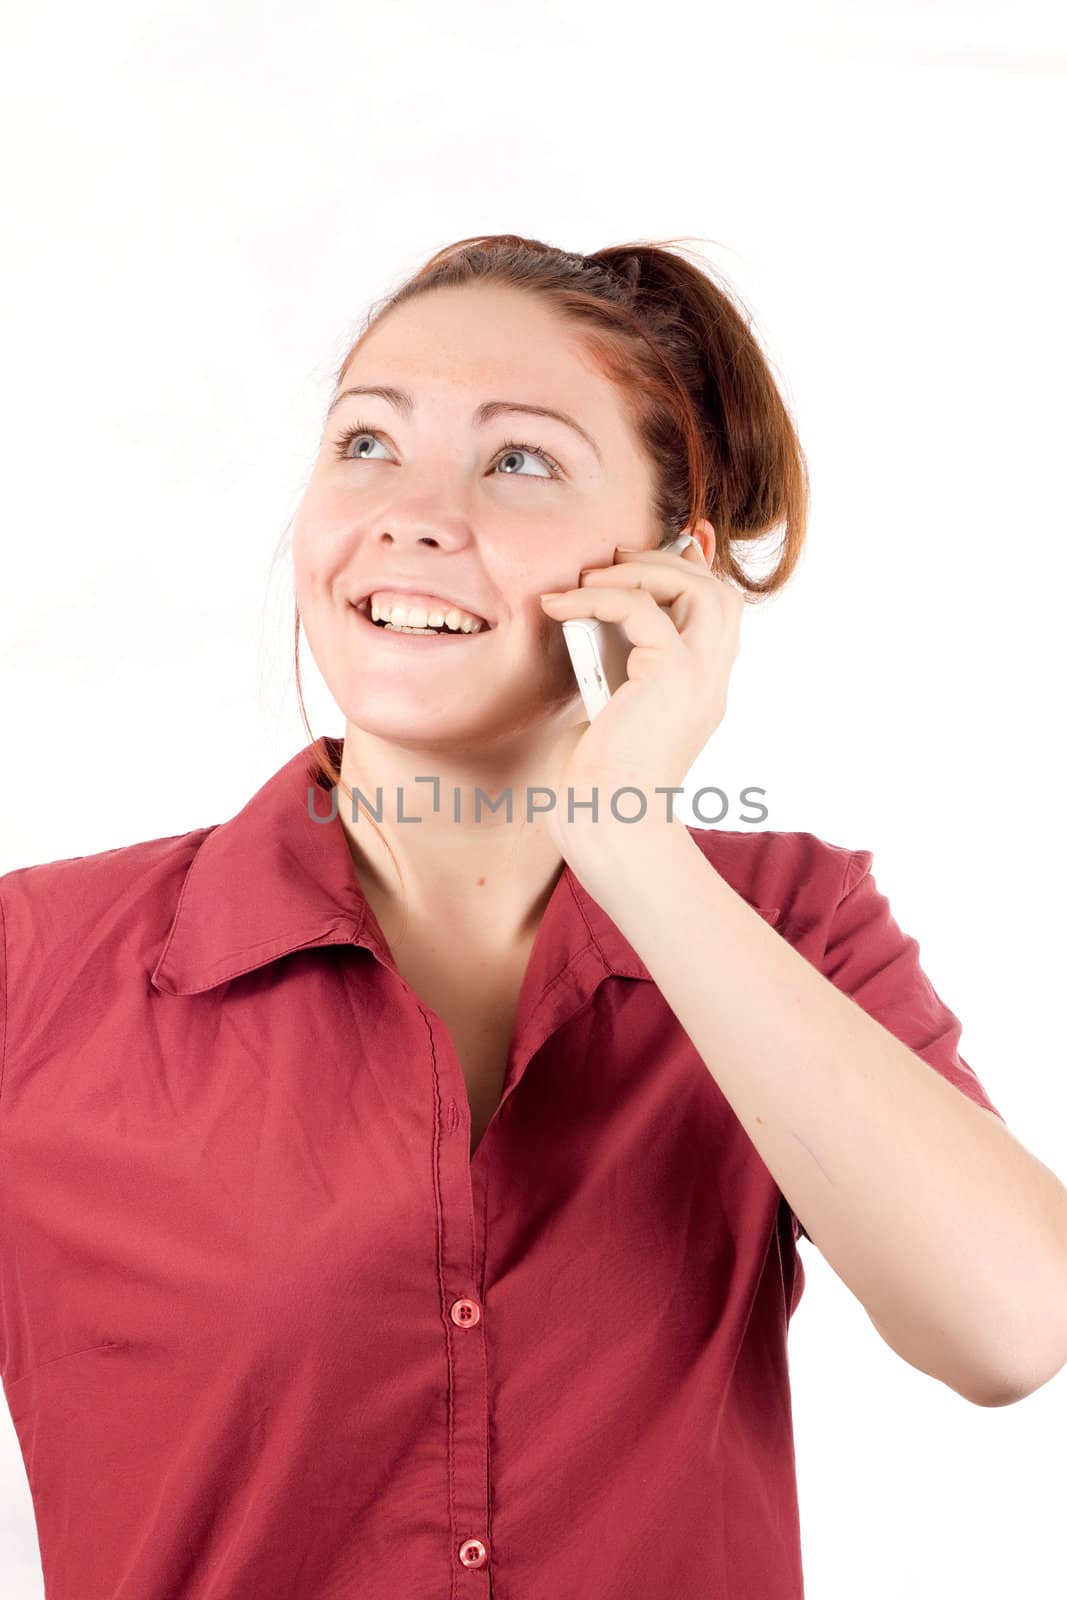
3, 236, 1065, 1600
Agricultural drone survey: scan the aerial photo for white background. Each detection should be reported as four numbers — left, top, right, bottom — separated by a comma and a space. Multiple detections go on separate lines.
2, 1, 1065, 1594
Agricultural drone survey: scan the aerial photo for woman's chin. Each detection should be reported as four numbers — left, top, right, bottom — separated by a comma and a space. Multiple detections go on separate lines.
338, 690, 507, 743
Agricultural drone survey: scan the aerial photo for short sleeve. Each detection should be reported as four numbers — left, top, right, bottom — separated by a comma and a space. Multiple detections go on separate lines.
789, 848, 1007, 1244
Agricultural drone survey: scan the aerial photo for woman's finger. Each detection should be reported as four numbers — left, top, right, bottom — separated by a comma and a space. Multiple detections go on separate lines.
539, 583, 681, 652
571, 559, 744, 651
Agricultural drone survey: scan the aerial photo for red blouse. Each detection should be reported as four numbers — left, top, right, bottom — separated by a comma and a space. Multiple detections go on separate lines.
0, 736, 1005, 1599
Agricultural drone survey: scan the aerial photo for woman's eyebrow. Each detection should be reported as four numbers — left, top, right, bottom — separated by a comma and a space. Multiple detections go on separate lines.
326, 383, 602, 464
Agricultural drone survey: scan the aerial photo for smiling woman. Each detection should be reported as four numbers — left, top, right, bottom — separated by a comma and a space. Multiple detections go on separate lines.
5, 233, 1051, 1600
288, 234, 809, 888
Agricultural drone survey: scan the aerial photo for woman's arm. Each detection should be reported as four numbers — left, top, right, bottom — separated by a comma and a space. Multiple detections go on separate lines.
578, 825, 1067, 1408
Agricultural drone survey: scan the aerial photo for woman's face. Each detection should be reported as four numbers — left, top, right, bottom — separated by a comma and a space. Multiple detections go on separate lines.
292, 282, 662, 749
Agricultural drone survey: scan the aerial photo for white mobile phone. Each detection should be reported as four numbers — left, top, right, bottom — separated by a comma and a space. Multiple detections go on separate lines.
561, 533, 697, 721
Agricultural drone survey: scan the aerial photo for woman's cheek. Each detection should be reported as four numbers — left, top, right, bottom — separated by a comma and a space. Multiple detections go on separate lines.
293, 538, 337, 609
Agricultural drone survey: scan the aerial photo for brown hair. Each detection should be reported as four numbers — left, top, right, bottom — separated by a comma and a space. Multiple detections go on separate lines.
292, 233, 809, 850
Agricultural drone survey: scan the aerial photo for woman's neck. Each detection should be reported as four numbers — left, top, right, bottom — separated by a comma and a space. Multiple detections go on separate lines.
334, 712, 583, 951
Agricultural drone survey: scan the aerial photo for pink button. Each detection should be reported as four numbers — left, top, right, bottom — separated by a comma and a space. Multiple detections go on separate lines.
459, 1538, 488, 1568
449, 1297, 481, 1327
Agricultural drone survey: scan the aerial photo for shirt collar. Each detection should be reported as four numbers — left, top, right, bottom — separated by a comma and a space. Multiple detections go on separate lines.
150, 737, 773, 997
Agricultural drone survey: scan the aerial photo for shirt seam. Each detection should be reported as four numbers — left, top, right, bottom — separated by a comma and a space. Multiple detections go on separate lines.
841, 846, 871, 901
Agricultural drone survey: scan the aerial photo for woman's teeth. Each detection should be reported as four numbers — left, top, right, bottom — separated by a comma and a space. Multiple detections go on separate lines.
369, 598, 486, 633
381, 621, 456, 635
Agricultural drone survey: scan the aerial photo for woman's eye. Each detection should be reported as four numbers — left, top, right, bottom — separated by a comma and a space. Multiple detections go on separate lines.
332, 422, 561, 483
493, 444, 556, 480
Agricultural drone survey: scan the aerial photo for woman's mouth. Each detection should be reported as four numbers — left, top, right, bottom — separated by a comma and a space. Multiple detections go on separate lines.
348, 596, 493, 642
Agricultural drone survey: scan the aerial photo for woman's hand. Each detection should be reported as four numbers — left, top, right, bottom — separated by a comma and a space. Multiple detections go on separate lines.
538, 534, 745, 880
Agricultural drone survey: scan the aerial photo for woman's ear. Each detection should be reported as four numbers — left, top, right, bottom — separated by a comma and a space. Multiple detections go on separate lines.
685, 519, 715, 567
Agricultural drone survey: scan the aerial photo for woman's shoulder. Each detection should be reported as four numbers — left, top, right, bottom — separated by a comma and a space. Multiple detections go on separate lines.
684, 823, 863, 924
0, 828, 223, 1088
0, 825, 217, 946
